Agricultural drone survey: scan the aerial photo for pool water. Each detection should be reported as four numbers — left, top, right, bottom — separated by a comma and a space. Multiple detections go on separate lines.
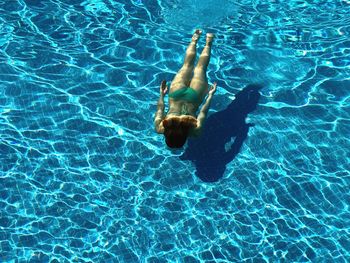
1, 0, 349, 262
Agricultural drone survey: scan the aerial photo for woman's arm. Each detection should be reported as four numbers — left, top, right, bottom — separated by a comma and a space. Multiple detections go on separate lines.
154, 80, 168, 133
193, 82, 217, 135
154, 94, 165, 133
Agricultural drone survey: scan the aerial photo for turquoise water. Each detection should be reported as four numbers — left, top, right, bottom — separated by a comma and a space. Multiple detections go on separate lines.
1, 0, 350, 262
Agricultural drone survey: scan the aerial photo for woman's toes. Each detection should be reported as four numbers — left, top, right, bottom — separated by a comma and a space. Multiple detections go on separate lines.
206, 33, 214, 40
206, 33, 215, 45
195, 29, 203, 35
192, 29, 202, 41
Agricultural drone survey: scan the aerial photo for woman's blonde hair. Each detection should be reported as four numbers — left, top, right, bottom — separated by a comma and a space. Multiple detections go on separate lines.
162, 116, 197, 148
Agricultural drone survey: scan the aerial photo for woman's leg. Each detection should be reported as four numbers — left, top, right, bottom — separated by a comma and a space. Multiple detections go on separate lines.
169, 30, 202, 93
189, 33, 214, 101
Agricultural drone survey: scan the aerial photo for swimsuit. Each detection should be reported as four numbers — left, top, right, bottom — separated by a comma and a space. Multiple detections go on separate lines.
168, 87, 201, 103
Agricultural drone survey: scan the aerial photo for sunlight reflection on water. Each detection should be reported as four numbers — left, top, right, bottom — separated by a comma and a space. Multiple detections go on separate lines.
160, 0, 238, 28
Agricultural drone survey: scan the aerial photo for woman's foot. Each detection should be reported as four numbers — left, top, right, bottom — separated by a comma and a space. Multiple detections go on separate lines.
192, 29, 202, 42
206, 33, 215, 46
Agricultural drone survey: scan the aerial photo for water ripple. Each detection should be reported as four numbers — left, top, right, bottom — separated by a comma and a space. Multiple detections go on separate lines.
0, 0, 349, 262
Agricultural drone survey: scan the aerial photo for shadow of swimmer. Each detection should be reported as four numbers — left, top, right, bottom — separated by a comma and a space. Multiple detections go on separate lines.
180, 84, 262, 182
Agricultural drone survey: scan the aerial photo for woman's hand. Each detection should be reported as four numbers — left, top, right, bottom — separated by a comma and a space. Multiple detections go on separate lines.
208, 82, 217, 96
160, 80, 168, 96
